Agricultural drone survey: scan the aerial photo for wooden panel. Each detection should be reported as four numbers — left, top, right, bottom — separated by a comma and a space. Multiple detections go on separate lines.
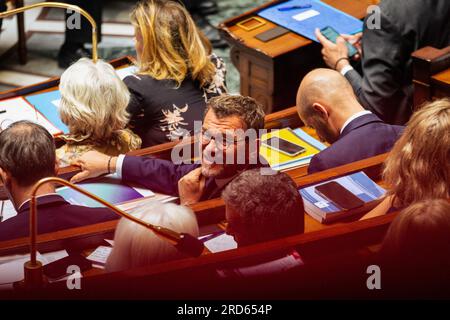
15, 212, 396, 299
412, 46, 450, 108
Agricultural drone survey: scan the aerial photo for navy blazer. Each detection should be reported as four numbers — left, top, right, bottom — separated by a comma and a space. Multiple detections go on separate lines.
122, 156, 228, 201
308, 114, 404, 174
0, 195, 119, 242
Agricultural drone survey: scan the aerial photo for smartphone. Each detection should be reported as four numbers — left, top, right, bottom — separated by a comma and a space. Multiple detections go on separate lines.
255, 26, 289, 42
43, 254, 92, 280
315, 181, 364, 210
320, 26, 358, 58
262, 136, 306, 157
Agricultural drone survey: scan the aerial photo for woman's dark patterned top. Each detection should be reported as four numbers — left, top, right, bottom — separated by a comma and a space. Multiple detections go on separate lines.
123, 54, 227, 148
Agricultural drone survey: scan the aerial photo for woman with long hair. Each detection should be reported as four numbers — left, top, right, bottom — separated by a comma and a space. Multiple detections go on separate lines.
125, 0, 227, 147
362, 98, 450, 219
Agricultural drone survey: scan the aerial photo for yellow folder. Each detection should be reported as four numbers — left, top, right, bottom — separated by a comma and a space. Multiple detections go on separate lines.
260, 128, 324, 169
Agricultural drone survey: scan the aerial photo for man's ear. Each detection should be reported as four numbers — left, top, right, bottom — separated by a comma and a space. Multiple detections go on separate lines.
0, 167, 10, 185
312, 102, 329, 120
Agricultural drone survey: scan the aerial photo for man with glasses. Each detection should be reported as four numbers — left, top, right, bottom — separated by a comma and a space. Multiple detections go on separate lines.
70, 94, 265, 205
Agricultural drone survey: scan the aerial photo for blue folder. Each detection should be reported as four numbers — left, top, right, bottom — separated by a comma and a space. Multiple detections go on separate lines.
25, 90, 69, 134
258, 0, 363, 42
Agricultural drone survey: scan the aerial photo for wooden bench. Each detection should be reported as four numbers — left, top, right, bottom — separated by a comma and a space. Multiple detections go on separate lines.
0, 153, 387, 257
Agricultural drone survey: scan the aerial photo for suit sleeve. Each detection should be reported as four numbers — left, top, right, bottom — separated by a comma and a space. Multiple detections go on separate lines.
345, 9, 410, 124
307, 155, 326, 174
121, 156, 197, 196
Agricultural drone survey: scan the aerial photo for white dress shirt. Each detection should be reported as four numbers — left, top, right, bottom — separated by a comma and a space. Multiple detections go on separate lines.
340, 110, 373, 135
340, 64, 354, 76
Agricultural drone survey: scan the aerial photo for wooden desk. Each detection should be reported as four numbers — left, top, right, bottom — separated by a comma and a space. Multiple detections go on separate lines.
412, 45, 450, 109
0, 153, 390, 298
0, 152, 387, 257
2, 208, 397, 299
219, 0, 377, 113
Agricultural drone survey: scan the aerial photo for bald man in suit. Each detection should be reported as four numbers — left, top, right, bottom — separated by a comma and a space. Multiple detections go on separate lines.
296, 69, 404, 173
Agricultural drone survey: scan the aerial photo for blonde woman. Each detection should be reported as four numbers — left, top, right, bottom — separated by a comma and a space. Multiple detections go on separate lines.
124, 0, 227, 147
105, 201, 199, 272
362, 98, 450, 219
57, 58, 142, 167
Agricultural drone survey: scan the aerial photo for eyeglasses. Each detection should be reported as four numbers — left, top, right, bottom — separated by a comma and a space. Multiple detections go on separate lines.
199, 128, 246, 149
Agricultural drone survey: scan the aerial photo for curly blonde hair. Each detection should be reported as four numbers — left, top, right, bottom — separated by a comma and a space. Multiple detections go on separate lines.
131, 0, 215, 87
383, 98, 450, 208
59, 58, 131, 147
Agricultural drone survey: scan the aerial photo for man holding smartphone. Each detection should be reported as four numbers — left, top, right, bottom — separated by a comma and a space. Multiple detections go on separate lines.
315, 0, 450, 125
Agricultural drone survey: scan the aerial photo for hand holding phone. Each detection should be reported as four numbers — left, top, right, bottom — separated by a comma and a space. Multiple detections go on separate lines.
320, 26, 358, 58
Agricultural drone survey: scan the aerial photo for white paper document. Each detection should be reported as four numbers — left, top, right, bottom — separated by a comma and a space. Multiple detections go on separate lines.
116, 65, 138, 80
292, 9, 320, 22
0, 97, 62, 135
0, 250, 68, 287
204, 233, 237, 253
86, 246, 113, 268
0, 200, 17, 222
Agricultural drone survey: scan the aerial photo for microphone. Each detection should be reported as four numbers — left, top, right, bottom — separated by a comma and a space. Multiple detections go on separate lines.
175, 233, 205, 257
17, 176, 205, 289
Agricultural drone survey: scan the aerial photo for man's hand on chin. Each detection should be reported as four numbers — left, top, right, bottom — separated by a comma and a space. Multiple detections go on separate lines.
178, 167, 206, 206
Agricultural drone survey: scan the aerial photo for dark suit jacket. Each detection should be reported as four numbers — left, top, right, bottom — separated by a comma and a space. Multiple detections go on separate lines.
0, 195, 118, 242
122, 156, 230, 201
345, 0, 450, 125
308, 114, 403, 174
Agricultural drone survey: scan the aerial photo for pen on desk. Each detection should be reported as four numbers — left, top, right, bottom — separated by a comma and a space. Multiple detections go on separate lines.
278, 4, 312, 11
0, 110, 6, 114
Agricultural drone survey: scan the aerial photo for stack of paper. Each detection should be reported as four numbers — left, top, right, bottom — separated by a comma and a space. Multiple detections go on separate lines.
0, 250, 68, 288
86, 246, 113, 269
202, 232, 237, 253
